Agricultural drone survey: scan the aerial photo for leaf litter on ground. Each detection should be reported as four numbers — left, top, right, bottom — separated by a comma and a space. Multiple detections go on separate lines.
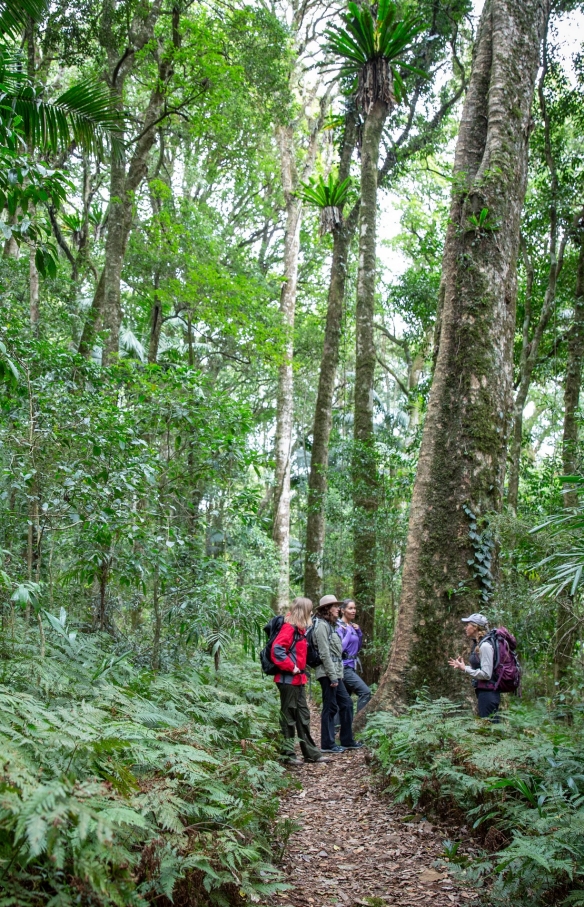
276, 707, 479, 907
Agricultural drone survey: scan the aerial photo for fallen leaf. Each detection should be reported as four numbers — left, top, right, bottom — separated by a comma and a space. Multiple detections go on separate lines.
419, 868, 446, 883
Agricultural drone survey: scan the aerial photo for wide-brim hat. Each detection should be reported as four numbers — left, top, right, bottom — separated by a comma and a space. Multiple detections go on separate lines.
316, 594, 341, 610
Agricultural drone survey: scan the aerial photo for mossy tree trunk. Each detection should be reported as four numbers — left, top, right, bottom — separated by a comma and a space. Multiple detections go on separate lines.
352, 99, 387, 673
304, 117, 358, 603
554, 230, 584, 684
360, 0, 549, 716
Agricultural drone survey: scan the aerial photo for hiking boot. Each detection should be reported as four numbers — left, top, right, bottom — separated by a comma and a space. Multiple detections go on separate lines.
320, 745, 345, 754
282, 756, 302, 765
344, 741, 364, 749
309, 756, 332, 763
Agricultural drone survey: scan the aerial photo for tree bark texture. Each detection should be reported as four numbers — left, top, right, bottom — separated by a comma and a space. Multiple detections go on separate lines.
361, 0, 549, 716
304, 116, 358, 603
304, 220, 353, 603
352, 100, 387, 653
554, 230, 584, 683
148, 270, 163, 363
271, 96, 330, 611
29, 246, 39, 329
272, 124, 302, 611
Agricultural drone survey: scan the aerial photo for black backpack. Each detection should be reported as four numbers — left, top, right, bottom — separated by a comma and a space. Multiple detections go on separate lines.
305, 617, 330, 669
260, 615, 300, 675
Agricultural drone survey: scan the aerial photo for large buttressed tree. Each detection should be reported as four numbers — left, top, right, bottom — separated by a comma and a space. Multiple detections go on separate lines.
363, 0, 551, 714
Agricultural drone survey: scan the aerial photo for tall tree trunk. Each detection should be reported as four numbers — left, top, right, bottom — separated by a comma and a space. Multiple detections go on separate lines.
304, 221, 353, 602
352, 100, 387, 665
359, 0, 549, 718
148, 271, 162, 363
272, 126, 302, 610
554, 232, 584, 683
271, 94, 331, 611
507, 41, 566, 511
507, 232, 567, 509
304, 116, 358, 603
29, 247, 40, 330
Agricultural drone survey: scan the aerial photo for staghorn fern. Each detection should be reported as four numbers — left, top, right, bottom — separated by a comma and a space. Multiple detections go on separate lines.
298, 173, 352, 235
322, 0, 425, 114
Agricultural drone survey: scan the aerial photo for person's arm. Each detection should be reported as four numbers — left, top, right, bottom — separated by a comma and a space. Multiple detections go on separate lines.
315, 621, 338, 682
271, 624, 297, 673
354, 625, 363, 652
464, 641, 494, 680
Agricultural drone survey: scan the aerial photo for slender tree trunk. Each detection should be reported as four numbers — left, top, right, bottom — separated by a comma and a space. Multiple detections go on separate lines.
29, 246, 40, 330
352, 100, 387, 664
148, 270, 162, 363
507, 44, 566, 510
151, 567, 161, 670
304, 117, 358, 603
272, 127, 302, 609
359, 0, 549, 719
304, 222, 353, 602
271, 96, 330, 609
554, 233, 584, 683
507, 232, 567, 509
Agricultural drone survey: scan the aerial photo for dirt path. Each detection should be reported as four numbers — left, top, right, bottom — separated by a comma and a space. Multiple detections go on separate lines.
275, 713, 477, 907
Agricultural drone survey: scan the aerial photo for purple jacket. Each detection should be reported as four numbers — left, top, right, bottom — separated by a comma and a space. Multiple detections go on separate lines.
336, 621, 363, 669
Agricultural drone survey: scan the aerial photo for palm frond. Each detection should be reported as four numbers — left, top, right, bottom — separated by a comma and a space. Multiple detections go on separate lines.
0, 0, 46, 40
0, 51, 123, 158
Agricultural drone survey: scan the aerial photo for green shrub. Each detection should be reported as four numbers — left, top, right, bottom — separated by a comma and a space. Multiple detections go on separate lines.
0, 619, 289, 906
363, 698, 584, 906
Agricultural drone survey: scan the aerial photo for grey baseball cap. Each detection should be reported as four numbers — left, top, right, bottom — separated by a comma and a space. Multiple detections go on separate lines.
318, 594, 341, 609
461, 613, 489, 628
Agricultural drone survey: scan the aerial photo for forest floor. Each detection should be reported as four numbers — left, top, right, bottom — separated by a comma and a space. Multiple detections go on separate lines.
275, 708, 479, 907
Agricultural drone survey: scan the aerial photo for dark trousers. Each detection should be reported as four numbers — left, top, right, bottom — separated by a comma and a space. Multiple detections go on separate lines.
277, 682, 322, 762
476, 689, 501, 721
319, 677, 354, 750
342, 667, 372, 712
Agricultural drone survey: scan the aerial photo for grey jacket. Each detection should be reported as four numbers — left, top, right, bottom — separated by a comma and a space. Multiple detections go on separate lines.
465, 637, 494, 681
313, 617, 344, 682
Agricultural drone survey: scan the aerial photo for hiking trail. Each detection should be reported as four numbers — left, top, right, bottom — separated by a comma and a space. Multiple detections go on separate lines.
275, 711, 479, 907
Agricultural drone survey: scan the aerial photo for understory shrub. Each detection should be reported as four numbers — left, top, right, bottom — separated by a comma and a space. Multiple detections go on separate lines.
363, 698, 584, 906
0, 617, 290, 906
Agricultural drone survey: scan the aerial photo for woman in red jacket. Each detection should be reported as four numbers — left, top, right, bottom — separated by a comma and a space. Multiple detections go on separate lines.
271, 597, 329, 765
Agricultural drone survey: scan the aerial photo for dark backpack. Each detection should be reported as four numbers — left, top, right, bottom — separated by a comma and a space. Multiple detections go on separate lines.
478, 627, 521, 694
305, 617, 331, 669
259, 615, 299, 676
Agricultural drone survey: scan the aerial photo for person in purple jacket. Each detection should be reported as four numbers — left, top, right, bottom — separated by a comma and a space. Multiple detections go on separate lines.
336, 599, 371, 713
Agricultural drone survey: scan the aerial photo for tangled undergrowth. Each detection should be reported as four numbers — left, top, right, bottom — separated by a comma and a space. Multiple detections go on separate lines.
363, 698, 584, 906
0, 616, 290, 906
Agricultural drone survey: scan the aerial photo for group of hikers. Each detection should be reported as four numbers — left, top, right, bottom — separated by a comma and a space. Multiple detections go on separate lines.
267, 595, 520, 763
270, 594, 370, 764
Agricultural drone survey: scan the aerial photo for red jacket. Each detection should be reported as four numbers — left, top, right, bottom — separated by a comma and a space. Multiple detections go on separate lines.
271, 622, 307, 685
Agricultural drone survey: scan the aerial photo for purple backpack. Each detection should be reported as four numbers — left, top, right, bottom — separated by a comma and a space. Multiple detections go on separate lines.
477, 627, 521, 694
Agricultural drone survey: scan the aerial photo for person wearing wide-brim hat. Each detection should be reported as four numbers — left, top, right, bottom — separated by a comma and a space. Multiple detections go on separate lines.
448, 612, 500, 720
313, 594, 363, 753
